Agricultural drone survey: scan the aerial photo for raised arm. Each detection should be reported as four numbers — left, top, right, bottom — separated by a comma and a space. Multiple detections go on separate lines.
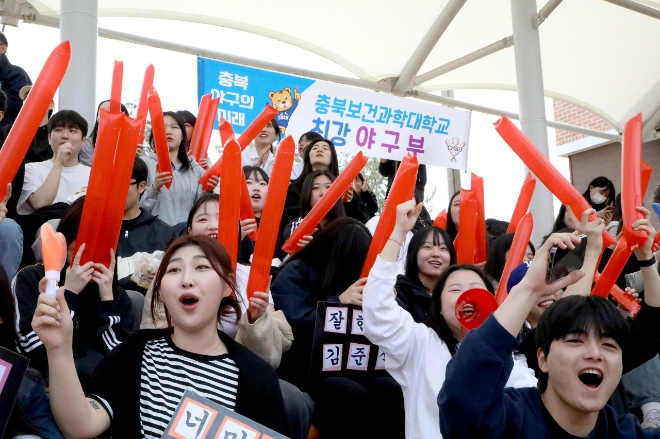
32, 287, 111, 439
630, 206, 660, 307
563, 210, 605, 297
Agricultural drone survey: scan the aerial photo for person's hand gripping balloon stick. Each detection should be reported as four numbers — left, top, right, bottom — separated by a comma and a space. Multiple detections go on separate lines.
40, 223, 68, 298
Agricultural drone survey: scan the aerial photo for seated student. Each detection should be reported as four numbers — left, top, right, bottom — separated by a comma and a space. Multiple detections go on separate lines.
14, 197, 133, 386
238, 166, 268, 264
437, 222, 660, 438
32, 235, 290, 438
0, 183, 23, 279
290, 131, 322, 180
0, 266, 64, 438
78, 100, 130, 167
17, 110, 91, 216
483, 232, 535, 289
353, 172, 379, 218
115, 157, 178, 293
394, 225, 456, 323
362, 200, 537, 439
241, 118, 280, 176
140, 111, 214, 226
282, 138, 369, 230
275, 169, 346, 260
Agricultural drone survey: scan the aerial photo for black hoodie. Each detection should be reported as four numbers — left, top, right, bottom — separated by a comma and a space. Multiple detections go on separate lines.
394, 274, 433, 324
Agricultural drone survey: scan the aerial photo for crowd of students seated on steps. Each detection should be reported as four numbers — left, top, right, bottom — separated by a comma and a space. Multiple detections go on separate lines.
3, 85, 660, 439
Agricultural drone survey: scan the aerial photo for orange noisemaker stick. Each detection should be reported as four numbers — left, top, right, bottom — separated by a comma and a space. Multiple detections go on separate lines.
507, 173, 536, 233
147, 87, 173, 190
0, 41, 71, 193
471, 173, 487, 264
74, 110, 123, 266
641, 160, 652, 198
591, 235, 641, 315
621, 113, 647, 249
41, 223, 67, 298
94, 117, 141, 267
283, 152, 369, 254
246, 136, 296, 300
433, 209, 447, 229
198, 104, 278, 190
455, 189, 478, 264
494, 212, 533, 305
135, 64, 154, 145
494, 115, 615, 247
360, 154, 419, 278
218, 140, 243, 273
240, 178, 258, 242
197, 97, 220, 162
110, 60, 123, 114
219, 117, 235, 145
188, 94, 211, 161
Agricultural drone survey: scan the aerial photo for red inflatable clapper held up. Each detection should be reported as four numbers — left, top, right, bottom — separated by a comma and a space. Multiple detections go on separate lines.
507, 173, 536, 233
495, 212, 533, 305
0, 41, 71, 193
41, 223, 67, 298
641, 160, 653, 199
246, 136, 296, 300
197, 96, 220, 163
135, 64, 154, 145
494, 115, 615, 247
147, 87, 173, 189
621, 113, 647, 249
455, 288, 498, 331
218, 140, 243, 273
188, 94, 211, 162
360, 154, 419, 278
219, 117, 235, 146
472, 173, 487, 264
433, 210, 447, 229
240, 175, 258, 242
110, 60, 123, 114
593, 271, 641, 316
455, 189, 478, 264
591, 236, 641, 315
283, 152, 368, 254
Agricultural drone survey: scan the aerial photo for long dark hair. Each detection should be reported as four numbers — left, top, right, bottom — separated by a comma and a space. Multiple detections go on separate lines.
186, 193, 219, 230
292, 138, 339, 190
90, 100, 130, 148
428, 264, 495, 354
299, 170, 345, 220
550, 205, 569, 235
263, 118, 282, 153
582, 176, 616, 209
151, 235, 241, 328
445, 190, 460, 240
149, 111, 190, 171
287, 218, 371, 300
404, 226, 456, 288
483, 233, 535, 283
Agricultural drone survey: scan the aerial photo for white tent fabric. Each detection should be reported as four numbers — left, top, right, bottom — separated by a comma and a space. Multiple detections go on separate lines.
26, 0, 660, 132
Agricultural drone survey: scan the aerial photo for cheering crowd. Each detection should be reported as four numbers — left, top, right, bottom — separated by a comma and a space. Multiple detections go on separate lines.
2, 31, 660, 439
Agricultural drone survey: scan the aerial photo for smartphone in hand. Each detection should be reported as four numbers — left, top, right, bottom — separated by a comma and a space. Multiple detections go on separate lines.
546, 235, 587, 283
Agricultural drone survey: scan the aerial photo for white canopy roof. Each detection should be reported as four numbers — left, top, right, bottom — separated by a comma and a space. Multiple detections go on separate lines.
23, 0, 660, 134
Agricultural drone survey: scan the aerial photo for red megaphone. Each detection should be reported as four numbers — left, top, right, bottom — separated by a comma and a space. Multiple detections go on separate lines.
455, 288, 498, 331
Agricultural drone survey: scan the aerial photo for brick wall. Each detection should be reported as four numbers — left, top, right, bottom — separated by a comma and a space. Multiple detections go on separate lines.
553, 100, 613, 146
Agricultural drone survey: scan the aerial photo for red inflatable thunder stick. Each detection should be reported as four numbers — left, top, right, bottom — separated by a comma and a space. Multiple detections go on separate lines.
198, 104, 278, 190
110, 60, 123, 114
641, 160, 652, 198
471, 173, 487, 264
94, 117, 141, 268
219, 117, 235, 145
197, 96, 220, 162
218, 140, 243, 273
455, 189, 478, 265
240, 177, 259, 242
507, 173, 536, 233
74, 110, 123, 266
0, 41, 71, 193
433, 210, 447, 229
246, 136, 296, 301
621, 114, 647, 249
188, 94, 211, 162
495, 212, 533, 305
147, 87, 173, 190
591, 235, 641, 315
40, 224, 67, 298
360, 154, 419, 278
135, 64, 155, 145
494, 115, 615, 247
283, 152, 369, 255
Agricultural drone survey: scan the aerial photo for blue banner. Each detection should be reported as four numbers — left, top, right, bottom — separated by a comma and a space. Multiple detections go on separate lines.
197, 57, 315, 133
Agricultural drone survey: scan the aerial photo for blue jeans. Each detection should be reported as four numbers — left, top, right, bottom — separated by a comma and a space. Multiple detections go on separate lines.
622, 354, 660, 409
0, 218, 23, 279
14, 370, 64, 439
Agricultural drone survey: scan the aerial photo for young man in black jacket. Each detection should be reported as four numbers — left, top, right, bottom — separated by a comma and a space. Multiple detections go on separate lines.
0, 31, 31, 130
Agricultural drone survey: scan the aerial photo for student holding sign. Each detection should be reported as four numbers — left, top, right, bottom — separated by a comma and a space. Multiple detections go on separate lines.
362, 200, 538, 439
32, 235, 290, 438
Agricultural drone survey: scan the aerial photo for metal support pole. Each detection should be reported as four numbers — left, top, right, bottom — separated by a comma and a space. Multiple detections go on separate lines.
59, 0, 97, 131
534, 0, 564, 28
603, 0, 660, 20
441, 91, 462, 198
511, 0, 555, 244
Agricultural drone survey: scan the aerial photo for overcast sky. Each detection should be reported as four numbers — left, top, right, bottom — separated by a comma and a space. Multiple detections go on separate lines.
3, 16, 569, 223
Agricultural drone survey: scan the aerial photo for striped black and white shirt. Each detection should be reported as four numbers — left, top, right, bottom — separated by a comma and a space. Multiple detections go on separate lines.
138, 336, 240, 438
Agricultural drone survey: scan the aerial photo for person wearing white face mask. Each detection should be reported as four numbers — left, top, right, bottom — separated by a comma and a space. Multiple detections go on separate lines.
581, 176, 616, 226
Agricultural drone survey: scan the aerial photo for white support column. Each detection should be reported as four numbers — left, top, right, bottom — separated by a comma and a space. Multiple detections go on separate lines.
59, 0, 97, 131
511, 0, 555, 244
